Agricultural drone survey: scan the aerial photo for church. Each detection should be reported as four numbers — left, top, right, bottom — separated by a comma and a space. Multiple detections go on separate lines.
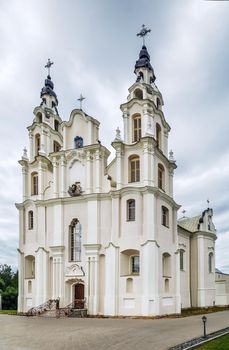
16, 27, 217, 316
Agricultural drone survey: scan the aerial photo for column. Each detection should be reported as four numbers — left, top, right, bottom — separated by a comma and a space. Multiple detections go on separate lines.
63, 126, 67, 150
17, 249, 24, 313
84, 245, 101, 315
197, 235, 206, 306
86, 151, 93, 193
29, 132, 34, 161
116, 146, 123, 190
95, 150, 102, 193
164, 130, 168, 156
22, 165, 28, 201
141, 241, 159, 316
50, 247, 65, 306
175, 250, 181, 313
143, 141, 150, 186
53, 157, 58, 198
35, 247, 48, 306
38, 160, 45, 200
123, 110, 129, 143
142, 193, 155, 240
111, 196, 120, 241
104, 243, 119, 316
60, 156, 66, 197
169, 168, 174, 197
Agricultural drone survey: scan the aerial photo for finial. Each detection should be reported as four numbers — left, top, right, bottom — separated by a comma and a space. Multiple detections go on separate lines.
182, 209, 186, 218
114, 127, 122, 141
22, 147, 28, 160
137, 24, 151, 45
45, 58, 54, 77
207, 199, 210, 208
169, 150, 175, 161
77, 93, 85, 110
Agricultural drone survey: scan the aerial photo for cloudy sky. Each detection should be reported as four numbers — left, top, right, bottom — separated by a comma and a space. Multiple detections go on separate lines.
0, 0, 229, 272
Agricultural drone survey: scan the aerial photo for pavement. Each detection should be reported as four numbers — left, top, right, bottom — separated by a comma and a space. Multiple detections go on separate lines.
0, 311, 229, 350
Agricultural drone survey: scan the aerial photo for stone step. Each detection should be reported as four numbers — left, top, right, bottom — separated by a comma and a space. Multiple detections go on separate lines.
68, 309, 88, 318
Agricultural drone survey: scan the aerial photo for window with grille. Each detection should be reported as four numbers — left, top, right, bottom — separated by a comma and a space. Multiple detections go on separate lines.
28, 210, 34, 230
158, 164, 165, 190
127, 199, 135, 221
162, 206, 169, 227
131, 256, 140, 274
69, 219, 82, 262
132, 115, 141, 142
31, 173, 38, 195
129, 156, 140, 182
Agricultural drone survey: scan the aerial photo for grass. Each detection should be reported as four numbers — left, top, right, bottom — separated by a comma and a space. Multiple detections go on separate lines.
0, 310, 17, 315
196, 334, 229, 349
181, 305, 229, 317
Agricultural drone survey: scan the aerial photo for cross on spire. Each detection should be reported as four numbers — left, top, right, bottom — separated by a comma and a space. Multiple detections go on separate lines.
137, 24, 151, 45
207, 199, 210, 208
45, 58, 54, 76
77, 93, 85, 110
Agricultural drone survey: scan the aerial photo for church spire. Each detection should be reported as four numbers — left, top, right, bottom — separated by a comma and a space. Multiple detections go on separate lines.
135, 25, 156, 84
40, 59, 58, 108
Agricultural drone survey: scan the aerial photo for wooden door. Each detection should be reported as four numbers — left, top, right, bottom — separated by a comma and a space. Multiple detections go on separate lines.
74, 283, 84, 309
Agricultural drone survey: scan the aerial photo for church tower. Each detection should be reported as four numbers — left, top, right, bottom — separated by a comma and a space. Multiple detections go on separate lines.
105, 26, 181, 316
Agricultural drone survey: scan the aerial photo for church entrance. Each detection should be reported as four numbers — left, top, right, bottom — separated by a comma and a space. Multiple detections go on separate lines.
73, 283, 84, 309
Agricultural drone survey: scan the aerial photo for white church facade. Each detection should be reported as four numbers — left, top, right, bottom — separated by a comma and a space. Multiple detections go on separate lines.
16, 36, 217, 316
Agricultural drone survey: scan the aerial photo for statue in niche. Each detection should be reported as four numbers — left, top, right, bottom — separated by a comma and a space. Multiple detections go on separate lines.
74, 136, 83, 149
68, 182, 82, 197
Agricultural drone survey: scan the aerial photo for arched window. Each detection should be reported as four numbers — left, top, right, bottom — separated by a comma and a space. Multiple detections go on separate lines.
180, 250, 184, 270
74, 136, 83, 149
162, 206, 169, 227
25, 255, 35, 279
156, 123, 161, 149
132, 115, 141, 142
31, 172, 38, 195
134, 88, 143, 100
162, 253, 171, 277
165, 278, 169, 293
120, 249, 140, 276
28, 210, 34, 230
36, 112, 42, 123
54, 120, 59, 132
53, 141, 61, 152
158, 164, 165, 190
126, 278, 133, 293
129, 155, 140, 183
127, 199, 135, 221
69, 219, 82, 262
35, 134, 40, 156
208, 252, 213, 273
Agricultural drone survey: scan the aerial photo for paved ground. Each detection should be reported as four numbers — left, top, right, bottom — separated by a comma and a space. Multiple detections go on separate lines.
0, 311, 229, 350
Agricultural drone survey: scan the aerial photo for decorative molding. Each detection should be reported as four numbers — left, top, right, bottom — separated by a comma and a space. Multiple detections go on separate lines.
65, 264, 85, 277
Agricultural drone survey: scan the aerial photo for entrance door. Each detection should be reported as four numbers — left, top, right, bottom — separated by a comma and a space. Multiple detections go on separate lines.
74, 283, 84, 309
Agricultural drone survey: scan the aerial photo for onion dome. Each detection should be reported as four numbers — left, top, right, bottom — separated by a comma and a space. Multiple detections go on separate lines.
40, 75, 58, 105
134, 45, 156, 82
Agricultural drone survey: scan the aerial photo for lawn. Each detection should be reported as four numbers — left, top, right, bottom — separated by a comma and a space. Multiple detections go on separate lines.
0, 310, 17, 315
197, 334, 229, 349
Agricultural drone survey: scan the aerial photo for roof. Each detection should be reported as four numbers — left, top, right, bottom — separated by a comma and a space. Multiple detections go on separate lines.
178, 215, 201, 233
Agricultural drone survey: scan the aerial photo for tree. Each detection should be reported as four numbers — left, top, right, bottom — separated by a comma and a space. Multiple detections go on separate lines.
0, 264, 18, 310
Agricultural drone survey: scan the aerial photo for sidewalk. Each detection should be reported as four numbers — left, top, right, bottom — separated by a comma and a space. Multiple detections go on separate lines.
0, 310, 229, 350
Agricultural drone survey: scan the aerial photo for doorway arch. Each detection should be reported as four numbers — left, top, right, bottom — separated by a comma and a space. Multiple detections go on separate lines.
73, 283, 84, 309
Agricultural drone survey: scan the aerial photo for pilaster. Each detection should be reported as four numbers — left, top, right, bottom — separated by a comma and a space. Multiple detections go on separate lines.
86, 151, 93, 193
17, 249, 24, 313
104, 243, 119, 316
35, 247, 48, 306
60, 155, 66, 197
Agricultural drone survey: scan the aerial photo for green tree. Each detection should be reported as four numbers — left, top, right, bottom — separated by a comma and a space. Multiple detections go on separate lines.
0, 264, 18, 310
